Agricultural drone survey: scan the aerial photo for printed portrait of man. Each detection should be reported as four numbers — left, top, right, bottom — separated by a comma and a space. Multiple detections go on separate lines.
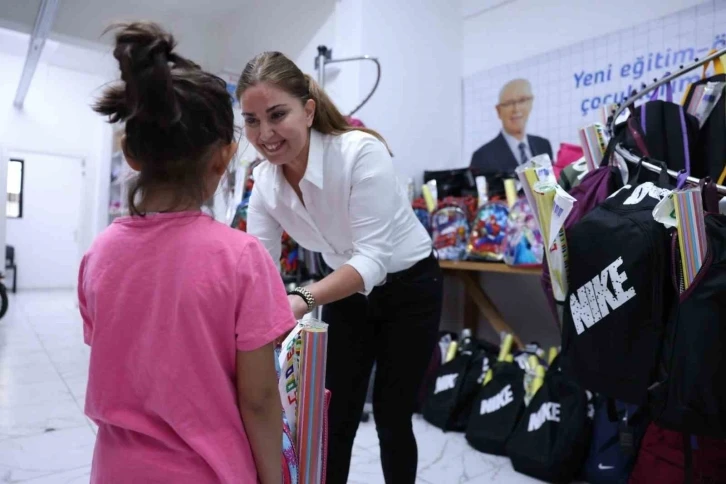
470, 79, 553, 174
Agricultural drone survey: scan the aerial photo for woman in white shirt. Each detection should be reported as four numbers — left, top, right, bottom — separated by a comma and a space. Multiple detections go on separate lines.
236, 52, 443, 484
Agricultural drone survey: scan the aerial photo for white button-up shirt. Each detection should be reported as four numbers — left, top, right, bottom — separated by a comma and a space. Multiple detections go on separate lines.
248, 129, 432, 295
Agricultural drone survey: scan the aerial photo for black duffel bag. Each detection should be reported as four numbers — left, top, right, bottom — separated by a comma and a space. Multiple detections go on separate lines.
506, 357, 593, 483
422, 339, 498, 432
465, 360, 526, 455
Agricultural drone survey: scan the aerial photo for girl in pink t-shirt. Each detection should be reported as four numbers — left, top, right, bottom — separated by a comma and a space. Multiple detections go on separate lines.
79, 22, 295, 483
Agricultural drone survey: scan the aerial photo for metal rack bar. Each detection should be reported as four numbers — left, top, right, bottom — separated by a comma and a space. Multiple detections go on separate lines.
315, 45, 381, 116
615, 144, 726, 195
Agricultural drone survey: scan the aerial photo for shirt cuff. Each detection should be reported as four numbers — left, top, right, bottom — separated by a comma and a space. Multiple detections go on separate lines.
345, 254, 386, 296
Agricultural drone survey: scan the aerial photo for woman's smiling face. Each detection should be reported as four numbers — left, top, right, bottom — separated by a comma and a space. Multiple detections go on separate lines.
240, 82, 315, 165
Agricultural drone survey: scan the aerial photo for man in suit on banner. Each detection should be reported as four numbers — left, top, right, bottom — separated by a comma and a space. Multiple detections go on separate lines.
470, 79, 553, 174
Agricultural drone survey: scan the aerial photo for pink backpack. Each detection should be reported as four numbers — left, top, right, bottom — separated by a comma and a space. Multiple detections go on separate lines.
553, 142, 584, 179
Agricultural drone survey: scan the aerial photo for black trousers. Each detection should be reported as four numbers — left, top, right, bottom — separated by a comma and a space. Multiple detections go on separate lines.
322, 253, 443, 484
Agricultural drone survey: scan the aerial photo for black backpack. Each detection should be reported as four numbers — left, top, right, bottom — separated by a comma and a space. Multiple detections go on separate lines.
561, 167, 675, 405
505, 357, 593, 483
465, 361, 526, 455
422, 340, 498, 431
651, 213, 726, 439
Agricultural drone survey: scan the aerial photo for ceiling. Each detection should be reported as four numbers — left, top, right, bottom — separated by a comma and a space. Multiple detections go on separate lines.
0, 0, 336, 74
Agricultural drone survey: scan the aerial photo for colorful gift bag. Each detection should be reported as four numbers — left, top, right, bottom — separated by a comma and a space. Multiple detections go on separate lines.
466, 202, 510, 261
502, 199, 544, 266
431, 205, 470, 261
275, 346, 300, 484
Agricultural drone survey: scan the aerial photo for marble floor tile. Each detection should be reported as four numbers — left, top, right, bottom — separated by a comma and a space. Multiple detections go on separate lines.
0, 396, 87, 441
1, 291, 561, 483
0, 426, 96, 482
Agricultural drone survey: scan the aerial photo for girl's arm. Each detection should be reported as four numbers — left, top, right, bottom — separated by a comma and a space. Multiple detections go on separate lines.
236, 343, 282, 484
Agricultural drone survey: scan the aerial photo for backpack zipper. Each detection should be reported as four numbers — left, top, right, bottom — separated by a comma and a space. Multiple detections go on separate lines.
671, 226, 713, 301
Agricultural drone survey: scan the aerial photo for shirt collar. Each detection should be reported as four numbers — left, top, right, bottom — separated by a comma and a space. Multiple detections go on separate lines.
304, 129, 325, 190
501, 130, 528, 150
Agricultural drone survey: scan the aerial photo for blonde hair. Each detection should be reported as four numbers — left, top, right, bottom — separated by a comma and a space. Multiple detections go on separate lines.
236, 51, 391, 153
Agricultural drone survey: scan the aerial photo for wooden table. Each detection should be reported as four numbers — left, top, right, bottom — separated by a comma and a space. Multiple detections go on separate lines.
438, 260, 542, 349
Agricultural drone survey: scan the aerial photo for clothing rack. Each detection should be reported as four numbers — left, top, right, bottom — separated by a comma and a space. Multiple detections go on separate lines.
609, 46, 726, 131
607, 47, 726, 196
314, 45, 381, 116
614, 144, 726, 195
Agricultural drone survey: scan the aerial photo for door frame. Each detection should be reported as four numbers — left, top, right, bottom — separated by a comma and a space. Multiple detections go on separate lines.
1, 146, 88, 287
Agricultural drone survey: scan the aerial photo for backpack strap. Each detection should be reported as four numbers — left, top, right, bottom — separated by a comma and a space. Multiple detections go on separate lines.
700, 177, 721, 213
683, 432, 693, 484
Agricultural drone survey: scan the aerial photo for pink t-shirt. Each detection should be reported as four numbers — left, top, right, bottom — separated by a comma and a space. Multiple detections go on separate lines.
78, 211, 295, 483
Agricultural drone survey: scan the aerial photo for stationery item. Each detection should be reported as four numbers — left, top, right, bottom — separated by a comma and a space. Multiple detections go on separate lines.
579, 123, 610, 172
687, 82, 726, 128
504, 179, 518, 208
279, 324, 305, 441
445, 341, 459, 363
476, 176, 489, 207
504, 354, 514, 363
672, 187, 708, 289
498, 334, 514, 361
482, 368, 493, 386
532, 182, 576, 302
531, 365, 545, 396
515, 154, 556, 235
296, 320, 329, 484
547, 347, 558, 366
422, 184, 437, 213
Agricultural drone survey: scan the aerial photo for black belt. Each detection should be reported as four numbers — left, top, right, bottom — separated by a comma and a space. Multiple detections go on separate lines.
386, 251, 437, 283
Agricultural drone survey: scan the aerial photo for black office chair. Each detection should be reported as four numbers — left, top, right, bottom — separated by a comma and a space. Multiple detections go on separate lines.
6, 245, 17, 293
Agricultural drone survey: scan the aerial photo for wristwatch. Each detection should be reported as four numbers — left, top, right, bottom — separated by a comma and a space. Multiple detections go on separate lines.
288, 287, 316, 313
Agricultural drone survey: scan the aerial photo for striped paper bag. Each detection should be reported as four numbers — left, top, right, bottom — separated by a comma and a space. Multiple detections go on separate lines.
296, 319, 329, 484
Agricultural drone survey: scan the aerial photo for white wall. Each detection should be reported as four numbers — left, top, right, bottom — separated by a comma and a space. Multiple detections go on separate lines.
0, 29, 112, 273
463, 0, 707, 77
294, 0, 463, 184
357, 0, 463, 181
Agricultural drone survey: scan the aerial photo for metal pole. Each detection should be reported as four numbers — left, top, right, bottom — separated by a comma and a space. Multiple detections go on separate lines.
615, 144, 726, 195
315, 45, 329, 88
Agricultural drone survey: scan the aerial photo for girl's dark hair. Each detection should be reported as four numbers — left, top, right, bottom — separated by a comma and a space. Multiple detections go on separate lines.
235, 51, 390, 153
94, 22, 235, 216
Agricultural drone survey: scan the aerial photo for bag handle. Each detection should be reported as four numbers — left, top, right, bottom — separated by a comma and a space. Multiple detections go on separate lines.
699, 177, 721, 213
701, 49, 725, 78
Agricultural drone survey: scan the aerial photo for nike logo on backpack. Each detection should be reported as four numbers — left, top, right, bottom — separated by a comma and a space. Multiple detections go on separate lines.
434, 374, 458, 394
570, 257, 636, 335
598, 464, 615, 470
479, 384, 514, 415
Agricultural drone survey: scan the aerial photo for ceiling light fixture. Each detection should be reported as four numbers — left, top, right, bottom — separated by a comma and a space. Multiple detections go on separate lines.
13, 0, 61, 109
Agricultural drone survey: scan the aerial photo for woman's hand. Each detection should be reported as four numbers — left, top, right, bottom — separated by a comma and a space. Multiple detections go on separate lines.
288, 294, 309, 321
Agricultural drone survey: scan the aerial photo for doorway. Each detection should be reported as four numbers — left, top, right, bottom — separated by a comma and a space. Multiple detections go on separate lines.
5, 151, 84, 290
